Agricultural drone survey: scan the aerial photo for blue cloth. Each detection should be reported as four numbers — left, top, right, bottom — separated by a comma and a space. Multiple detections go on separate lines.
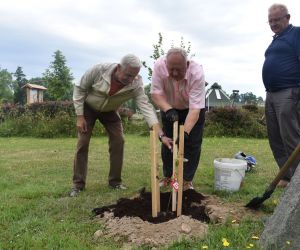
245, 156, 257, 165
262, 25, 300, 92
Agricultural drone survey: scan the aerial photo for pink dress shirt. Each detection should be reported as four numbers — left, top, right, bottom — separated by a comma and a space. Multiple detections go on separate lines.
151, 57, 206, 110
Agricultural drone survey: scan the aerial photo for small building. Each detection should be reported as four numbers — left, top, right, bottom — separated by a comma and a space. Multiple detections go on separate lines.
206, 82, 231, 110
22, 83, 47, 104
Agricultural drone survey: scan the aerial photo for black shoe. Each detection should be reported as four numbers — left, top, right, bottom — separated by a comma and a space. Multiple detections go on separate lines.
69, 188, 82, 197
109, 184, 128, 190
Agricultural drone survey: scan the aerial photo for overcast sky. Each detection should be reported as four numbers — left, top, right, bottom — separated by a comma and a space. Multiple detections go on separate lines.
1, 0, 299, 98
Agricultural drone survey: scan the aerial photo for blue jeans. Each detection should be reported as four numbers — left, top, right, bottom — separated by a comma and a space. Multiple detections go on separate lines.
161, 108, 205, 181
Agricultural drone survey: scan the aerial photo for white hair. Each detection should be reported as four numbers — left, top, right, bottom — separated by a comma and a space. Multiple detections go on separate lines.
166, 47, 188, 61
269, 3, 289, 15
120, 54, 142, 69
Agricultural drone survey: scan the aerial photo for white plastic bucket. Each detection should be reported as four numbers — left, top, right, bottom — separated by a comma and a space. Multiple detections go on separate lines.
214, 158, 247, 192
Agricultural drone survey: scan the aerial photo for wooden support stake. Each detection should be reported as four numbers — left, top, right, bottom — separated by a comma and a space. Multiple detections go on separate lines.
172, 121, 178, 212
150, 124, 160, 217
177, 125, 184, 216
156, 131, 160, 213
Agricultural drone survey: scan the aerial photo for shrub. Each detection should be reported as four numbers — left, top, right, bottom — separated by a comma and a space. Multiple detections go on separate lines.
0, 102, 76, 137
118, 107, 134, 119
204, 107, 267, 138
0, 102, 141, 138
242, 104, 259, 113
0, 103, 26, 120
27, 101, 75, 117
123, 119, 149, 136
32, 111, 77, 138
0, 103, 267, 138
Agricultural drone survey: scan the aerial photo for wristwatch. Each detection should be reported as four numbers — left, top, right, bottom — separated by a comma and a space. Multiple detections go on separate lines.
158, 132, 165, 142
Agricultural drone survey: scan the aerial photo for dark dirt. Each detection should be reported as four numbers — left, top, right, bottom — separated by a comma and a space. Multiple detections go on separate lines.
92, 188, 210, 224
92, 189, 265, 247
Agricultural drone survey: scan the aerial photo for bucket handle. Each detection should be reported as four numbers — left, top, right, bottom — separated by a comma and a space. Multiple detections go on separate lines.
234, 168, 245, 179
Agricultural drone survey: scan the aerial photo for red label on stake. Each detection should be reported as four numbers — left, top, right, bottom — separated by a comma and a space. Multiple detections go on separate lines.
171, 179, 179, 191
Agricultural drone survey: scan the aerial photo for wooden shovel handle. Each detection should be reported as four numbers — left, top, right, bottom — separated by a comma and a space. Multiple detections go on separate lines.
269, 144, 300, 188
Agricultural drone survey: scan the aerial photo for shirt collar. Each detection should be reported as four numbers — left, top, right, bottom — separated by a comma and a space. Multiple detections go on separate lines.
273, 24, 294, 39
103, 63, 118, 84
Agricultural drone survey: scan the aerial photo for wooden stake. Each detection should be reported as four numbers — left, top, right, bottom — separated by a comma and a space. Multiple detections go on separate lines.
177, 125, 184, 216
156, 130, 160, 213
172, 121, 178, 212
150, 124, 160, 217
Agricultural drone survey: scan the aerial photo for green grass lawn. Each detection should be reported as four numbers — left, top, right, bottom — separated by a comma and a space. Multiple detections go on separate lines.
0, 136, 283, 249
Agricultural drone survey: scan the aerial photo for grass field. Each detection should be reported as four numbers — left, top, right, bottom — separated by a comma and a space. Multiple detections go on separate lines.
0, 136, 284, 249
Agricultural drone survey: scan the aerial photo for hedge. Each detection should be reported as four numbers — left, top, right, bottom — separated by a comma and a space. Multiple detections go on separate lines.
0, 102, 267, 138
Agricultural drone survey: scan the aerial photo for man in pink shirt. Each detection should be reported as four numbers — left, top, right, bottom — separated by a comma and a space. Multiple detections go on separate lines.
151, 47, 206, 190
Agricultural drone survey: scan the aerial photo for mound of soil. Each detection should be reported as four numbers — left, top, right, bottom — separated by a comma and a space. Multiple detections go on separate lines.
93, 188, 209, 223
92, 188, 263, 247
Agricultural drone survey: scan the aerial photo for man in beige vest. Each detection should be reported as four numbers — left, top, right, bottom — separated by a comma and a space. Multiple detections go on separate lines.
70, 54, 172, 197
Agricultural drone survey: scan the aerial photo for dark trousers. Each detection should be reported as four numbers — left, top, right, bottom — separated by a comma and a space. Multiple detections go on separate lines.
72, 104, 124, 189
265, 87, 300, 181
161, 108, 205, 181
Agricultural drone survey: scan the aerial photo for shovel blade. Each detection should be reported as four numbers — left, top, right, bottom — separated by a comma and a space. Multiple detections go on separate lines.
245, 189, 274, 209
245, 197, 266, 209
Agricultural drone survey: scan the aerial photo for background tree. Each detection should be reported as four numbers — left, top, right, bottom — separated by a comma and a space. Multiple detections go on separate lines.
240, 92, 258, 105
0, 68, 14, 103
13, 66, 27, 104
143, 32, 193, 82
257, 96, 264, 103
142, 32, 164, 81
122, 99, 137, 113
144, 84, 156, 108
135, 33, 194, 111
229, 90, 241, 105
43, 50, 74, 100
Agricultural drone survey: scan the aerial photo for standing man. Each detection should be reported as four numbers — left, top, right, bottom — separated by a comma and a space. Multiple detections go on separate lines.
70, 54, 172, 197
262, 4, 300, 187
151, 48, 206, 191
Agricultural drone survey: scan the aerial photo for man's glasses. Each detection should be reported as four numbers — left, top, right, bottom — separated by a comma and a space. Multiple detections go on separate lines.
268, 14, 289, 24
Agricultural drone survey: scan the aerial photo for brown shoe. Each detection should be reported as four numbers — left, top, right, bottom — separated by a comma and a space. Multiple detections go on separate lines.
183, 180, 194, 191
277, 180, 289, 188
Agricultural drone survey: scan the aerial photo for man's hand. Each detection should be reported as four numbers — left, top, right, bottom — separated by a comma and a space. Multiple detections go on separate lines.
161, 136, 173, 150
165, 108, 179, 122
76, 115, 87, 133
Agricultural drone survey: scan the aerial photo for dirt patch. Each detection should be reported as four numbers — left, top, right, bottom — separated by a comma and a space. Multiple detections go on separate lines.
93, 188, 209, 223
92, 188, 263, 248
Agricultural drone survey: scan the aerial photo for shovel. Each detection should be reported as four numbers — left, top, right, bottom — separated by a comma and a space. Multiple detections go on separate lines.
245, 144, 300, 209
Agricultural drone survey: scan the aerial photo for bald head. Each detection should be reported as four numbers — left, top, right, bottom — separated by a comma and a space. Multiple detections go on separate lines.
166, 48, 189, 81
